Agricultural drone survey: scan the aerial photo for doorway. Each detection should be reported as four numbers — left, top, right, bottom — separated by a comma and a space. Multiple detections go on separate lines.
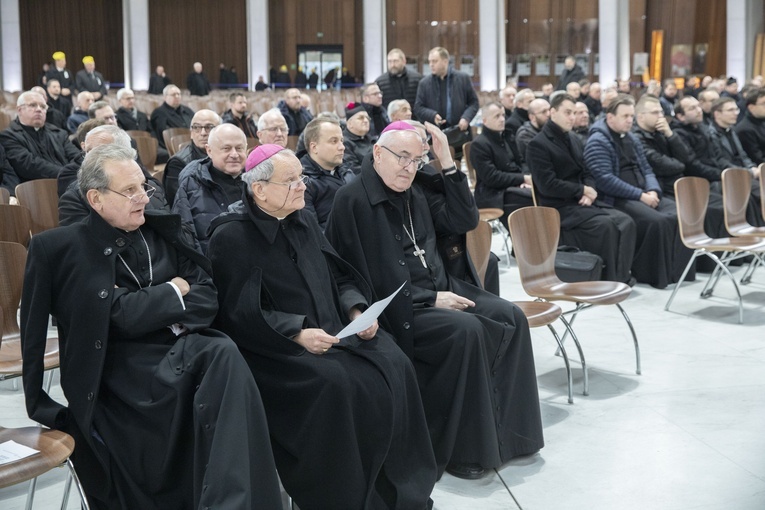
297, 45, 343, 90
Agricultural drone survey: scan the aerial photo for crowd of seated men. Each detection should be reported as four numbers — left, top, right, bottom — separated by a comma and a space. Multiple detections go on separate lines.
3, 45, 764, 508
475, 73, 765, 288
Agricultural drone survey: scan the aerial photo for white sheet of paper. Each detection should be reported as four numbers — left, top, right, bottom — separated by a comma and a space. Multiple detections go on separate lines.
0, 440, 39, 465
334, 282, 406, 339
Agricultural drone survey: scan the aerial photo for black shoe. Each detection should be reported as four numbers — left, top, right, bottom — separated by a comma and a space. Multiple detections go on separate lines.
445, 462, 486, 480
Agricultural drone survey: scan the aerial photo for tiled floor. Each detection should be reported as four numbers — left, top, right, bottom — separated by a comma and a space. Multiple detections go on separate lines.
2, 247, 765, 509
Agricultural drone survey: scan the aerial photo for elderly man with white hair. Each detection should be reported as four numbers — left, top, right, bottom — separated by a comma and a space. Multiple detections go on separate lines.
387, 99, 413, 122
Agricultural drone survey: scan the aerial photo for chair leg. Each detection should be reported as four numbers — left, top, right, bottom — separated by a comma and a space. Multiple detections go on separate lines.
615, 303, 641, 375
558, 315, 588, 397
60, 470, 73, 510
546, 323, 573, 404
665, 251, 701, 312
66, 459, 90, 510
25, 477, 38, 510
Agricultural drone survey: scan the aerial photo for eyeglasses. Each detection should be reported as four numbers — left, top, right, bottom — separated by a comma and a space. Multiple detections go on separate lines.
191, 124, 217, 132
21, 102, 48, 111
381, 146, 425, 170
260, 174, 308, 190
262, 126, 289, 134
104, 183, 156, 203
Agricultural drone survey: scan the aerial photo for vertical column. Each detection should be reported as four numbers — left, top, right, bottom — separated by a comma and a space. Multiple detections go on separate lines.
727, 0, 764, 81
0, 0, 22, 91
598, 0, 630, 84
479, 0, 505, 91
364, 0, 386, 83
123, 0, 150, 90
247, 0, 269, 91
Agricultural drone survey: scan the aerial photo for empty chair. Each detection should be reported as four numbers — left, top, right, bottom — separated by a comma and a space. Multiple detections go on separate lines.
665, 177, 765, 323
466, 218, 582, 403
0, 425, 89, 509
14, 179, 59, 234
508, 206, 641, 394
162, 127, 190, 156
0, 204, 32, 247
170, 133, 191, 155
134, 136, 158, 170
125, 129, 151, 139
721, 167, 765, 238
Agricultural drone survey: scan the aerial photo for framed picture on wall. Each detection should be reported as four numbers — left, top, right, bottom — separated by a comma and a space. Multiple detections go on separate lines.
671, 44, 692, 76
517, 54, 531, 76
554, 55, 568, 75
535, 55, 550, 76
505, 55, 514, 77
693, 43, 708, 74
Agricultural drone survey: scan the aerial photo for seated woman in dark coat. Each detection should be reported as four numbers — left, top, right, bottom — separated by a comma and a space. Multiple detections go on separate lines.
207, 145, 438, 510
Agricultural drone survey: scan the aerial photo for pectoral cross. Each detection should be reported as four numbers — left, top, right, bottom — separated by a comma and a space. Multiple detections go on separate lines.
413, 246, 427, 268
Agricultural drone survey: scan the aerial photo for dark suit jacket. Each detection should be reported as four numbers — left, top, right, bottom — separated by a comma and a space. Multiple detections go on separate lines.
414, 68, 479, 127
149, 102, 195, 149
469, 128, 526, 209
0, 119, 82, 184
734, 111, 765, 165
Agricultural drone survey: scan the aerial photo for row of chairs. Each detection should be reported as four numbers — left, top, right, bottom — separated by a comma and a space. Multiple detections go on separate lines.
666, 167, 765, 323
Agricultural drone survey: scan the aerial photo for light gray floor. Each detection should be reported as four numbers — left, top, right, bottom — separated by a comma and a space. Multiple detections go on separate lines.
2, 244, 765, 509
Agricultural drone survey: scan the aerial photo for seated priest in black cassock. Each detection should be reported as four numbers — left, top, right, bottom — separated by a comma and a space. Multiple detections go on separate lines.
527, 93, 637, 284
207, 144, 438, 509
325, 121, 544, 481
21, 144, 282, 510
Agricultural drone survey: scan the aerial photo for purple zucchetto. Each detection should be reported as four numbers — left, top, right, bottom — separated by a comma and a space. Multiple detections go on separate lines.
245, 144, 287, 172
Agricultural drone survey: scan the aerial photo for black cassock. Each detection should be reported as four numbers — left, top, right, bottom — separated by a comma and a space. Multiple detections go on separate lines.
21, 211, 281, 509
208, 198, 437, 510
326, 161, 544, 477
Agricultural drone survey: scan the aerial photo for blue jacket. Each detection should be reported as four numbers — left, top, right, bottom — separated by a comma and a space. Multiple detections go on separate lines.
172, 157, 243, 253
584, 119, 661, 205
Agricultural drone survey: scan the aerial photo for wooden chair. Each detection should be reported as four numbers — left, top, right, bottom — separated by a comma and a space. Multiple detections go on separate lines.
125, 129, 151, 139
170, 133, 191, 155
0, 187, 9, 204
134, 136, 158, 170
162, 127, 190, 156
466, 219, 579, 403
0, 204, 32, 247
0, 425, 90, 509
14, 179, 59, 234
721, 167, 765, 238
246, 136, 260, 152
286, 135, 299, 151
0, 243, 60, 387
508, 206, 641, 394
665, 177, 765, 323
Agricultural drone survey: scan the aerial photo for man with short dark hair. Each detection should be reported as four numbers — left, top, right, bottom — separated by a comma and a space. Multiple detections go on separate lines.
376, 48, 423, 117
360, 82, 390, 138
45, 78, 72, 121
414, 46, 479, 157
735, 87, 765, 165
302, 118, 355, 229
584, 94, 692, 288
22, 143, 282, 509
88, 101, 117, 125
221, 92, 257, 138
698, 89, 720, 126
527, 93, 636, 283
0, 91, 82, 189
278, 88, 313, 137
660, 79, 678, 117
707, 97, 760, 179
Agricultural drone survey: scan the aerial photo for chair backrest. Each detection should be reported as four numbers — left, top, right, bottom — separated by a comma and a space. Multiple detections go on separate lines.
0, 188, 9, 205
0, 205, 32, 247
287, 135, 299, 151
673, 176, 711, 246
170, 133, 191, 155
125, 129, 151, 139
721, 167, 754, 234
507, 206, 563, 293
14, 179, 59, 234
134, 136, 158, 169
462, 141, 476, 191
162, 127, 190, 156
761, 163, 765, 222
465, 220, 492, 287
0, 242, 27, 337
